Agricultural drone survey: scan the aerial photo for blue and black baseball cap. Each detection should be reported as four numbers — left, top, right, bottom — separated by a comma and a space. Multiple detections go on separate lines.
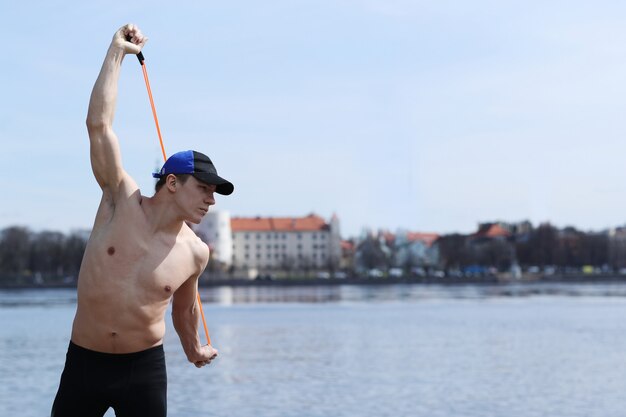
153, 150, 234, 195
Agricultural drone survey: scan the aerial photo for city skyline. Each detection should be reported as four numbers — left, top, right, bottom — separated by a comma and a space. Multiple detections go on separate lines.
3, 1, 626, 237
2, 210, 623, 241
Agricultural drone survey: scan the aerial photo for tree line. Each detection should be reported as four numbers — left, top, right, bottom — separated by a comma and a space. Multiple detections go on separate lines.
0, 226, 88, 286
437, 223, 615, 272
352, 222, 623, 278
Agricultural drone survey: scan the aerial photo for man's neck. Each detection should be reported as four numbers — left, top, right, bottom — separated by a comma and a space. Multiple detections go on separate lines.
141, 194, 186, 235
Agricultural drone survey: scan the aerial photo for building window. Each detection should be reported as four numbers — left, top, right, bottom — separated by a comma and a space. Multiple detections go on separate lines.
297, 244, 302, 250
297, 233, 302, 240
313, 234, 317, 239
274, 244, 279, 249
257, 234, 261, 239
267, 254, 271, 259
245, 234, 249, 240
256, 244, 261, 250
313, 244, 317, 249
245, 244, 249, 250
245, 254, 249, 259
267, 244, 271, 250
321, 234, 326, 240
256, 254, 261, 259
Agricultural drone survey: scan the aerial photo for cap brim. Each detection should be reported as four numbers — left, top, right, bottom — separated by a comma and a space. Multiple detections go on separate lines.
193, 173, 234, 195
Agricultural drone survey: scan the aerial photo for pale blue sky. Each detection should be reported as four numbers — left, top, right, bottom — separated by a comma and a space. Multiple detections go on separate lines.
2, 0, 626, 237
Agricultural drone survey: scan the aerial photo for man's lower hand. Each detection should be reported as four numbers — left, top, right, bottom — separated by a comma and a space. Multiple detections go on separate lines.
193, 345, 218, 368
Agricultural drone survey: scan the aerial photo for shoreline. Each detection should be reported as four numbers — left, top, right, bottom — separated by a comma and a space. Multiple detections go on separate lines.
2, 274, 626, 290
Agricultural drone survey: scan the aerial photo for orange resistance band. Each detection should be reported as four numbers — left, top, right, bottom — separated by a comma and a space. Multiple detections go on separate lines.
140, 59, 212, 347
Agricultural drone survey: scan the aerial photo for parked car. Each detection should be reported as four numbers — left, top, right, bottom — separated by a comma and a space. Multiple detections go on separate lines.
389, 268, 404, 278
431, 270, 445, 278
368, 269, 384, 278
411, 267, 426, 277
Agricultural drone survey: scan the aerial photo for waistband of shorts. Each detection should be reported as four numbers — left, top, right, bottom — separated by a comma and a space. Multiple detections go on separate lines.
68, 340, 164, 361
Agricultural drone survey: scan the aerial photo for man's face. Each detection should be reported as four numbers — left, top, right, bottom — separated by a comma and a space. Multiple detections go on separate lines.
174, 176, 216, 224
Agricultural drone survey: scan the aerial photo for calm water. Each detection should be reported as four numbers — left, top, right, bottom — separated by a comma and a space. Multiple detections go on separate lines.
2, 283, 626, 417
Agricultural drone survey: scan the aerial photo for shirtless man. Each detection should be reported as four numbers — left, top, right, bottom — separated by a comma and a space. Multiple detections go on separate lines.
51, 24, 233, 417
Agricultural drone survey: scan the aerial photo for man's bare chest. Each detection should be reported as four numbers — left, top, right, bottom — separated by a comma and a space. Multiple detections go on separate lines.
87, 223, 195, 297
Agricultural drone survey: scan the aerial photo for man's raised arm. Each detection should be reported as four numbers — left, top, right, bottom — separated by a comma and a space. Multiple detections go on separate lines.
86, 24, 147, 193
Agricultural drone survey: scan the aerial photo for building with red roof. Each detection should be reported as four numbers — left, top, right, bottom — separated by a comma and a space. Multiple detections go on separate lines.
196, 212, 341, 274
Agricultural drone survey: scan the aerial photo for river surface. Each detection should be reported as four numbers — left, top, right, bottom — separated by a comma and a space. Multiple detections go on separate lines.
2, 283, 626, 417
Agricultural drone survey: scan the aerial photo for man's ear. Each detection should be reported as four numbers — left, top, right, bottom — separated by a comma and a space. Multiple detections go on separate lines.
166, 174, 177, 192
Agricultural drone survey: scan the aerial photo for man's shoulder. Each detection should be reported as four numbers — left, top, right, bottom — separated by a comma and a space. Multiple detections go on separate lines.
181, 224, 210, 267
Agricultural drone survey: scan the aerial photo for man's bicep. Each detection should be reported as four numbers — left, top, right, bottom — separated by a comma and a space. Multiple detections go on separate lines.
88, 125, 125, 191
172, 275, 200, 313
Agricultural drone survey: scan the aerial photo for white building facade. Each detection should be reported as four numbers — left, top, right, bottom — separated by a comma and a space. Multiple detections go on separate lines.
195, 212, 341, 272
193, 211, 233, 265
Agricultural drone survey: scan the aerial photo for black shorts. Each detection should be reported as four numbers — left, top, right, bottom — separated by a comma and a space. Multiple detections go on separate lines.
51, 341, 167, 417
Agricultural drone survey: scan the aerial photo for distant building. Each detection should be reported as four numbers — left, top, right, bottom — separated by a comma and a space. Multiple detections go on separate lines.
193, 211, 233, 266
354, 229, 440, 272
475, 220, 532, 241
472, 223, 511, 242
470, 221, 516, 271
194, 212, 342, 273
340, 240, 356, 271
393, 231, 440, 269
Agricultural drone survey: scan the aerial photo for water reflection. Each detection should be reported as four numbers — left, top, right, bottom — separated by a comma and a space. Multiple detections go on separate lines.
0, 289, 77, 307
200, 282, 626, 304
205, 285, 343, 304
7, 282, 626, 307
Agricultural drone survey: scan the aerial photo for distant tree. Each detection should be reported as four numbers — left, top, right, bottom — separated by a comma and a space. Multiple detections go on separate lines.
299, 255, 314, 277
516, 223, 558, 267
533, 223, 558, 266
0, 227, 91, 285
436, 234, 469, 270
62, 232, 88, 278
476, 239, 514, 271
579, 233, 608, 266
280, 256, 296, 272
29, 231, 66, 277
0, 226, 31, 279
609, 231, 626, 270
556, 227, 582, 267
355, 234, 389, 271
